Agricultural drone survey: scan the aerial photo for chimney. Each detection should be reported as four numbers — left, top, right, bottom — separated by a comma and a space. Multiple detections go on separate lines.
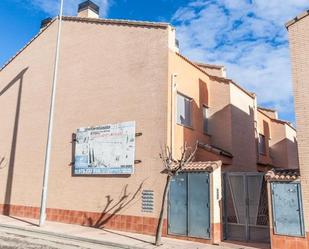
77, 0, 100, 19
40, 17, 53, 31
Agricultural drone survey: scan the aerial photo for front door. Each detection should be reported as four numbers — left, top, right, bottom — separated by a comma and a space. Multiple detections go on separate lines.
223, 173, 270, 242
168, 172, 210, 239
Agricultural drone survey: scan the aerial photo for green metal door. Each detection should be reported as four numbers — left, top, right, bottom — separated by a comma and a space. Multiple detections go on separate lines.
188, 173, 210, 238
271, 182, 305, 237
168, 173, 187, 235
168, 172, 210, 239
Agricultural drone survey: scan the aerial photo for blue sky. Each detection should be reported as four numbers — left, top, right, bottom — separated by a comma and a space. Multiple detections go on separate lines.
1, 0, 308, 123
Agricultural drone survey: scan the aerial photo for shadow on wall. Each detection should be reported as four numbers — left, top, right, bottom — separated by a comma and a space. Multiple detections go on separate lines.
263, 120, 270, 139
270, 137, 299, 169
263, 120, 271, 158
181, 79, 209, 151
199, 79, 209, 108
180, 78, 257, 172
0, 68, 28, 214
82, 181, 144, 228
229, 105, 256, 172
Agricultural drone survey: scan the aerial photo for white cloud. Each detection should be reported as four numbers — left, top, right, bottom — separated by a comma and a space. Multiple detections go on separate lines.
172, 0, 308, 121
26, 0, 110, 17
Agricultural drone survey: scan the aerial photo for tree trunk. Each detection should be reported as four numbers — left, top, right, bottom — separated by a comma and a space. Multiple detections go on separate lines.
155, 174, 171, 246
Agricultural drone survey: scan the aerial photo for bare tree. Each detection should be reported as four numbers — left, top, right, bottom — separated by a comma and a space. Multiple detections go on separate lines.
155, 142, 198, 246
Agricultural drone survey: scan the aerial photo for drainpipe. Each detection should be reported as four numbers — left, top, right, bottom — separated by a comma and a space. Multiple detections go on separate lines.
253, 94, 259, 163
171, 74, 178, 158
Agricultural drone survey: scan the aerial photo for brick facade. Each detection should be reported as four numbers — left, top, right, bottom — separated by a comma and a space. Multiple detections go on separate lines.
0, 204, 163, 235
271, 234, 309, 249
287, 11, 309, 236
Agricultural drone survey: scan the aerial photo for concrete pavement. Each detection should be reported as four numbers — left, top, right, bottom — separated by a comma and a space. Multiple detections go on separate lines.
0, 215, 269, 249
0, 228, 114, 249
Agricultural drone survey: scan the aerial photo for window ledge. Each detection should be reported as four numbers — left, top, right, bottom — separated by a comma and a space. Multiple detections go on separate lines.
176, 123, 194, 130
203, 132, 211, 137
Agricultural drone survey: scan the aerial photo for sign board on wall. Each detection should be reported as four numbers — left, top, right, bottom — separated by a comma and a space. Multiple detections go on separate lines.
74, 121, 135, 175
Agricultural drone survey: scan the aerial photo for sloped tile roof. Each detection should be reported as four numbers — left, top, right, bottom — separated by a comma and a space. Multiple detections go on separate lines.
265, 168, 300, 181
161, 161, 222, 174
62, 16, 170, 29
181, 161, 222, 172
0, 16, 169, 72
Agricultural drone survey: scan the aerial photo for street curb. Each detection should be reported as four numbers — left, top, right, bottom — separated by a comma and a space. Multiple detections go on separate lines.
0, 222, 147, 249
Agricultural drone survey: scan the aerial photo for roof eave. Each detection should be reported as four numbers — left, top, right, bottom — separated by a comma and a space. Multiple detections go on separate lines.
0, 17, 57, 72
62, 16, 171, 29
285, 9, 309, 29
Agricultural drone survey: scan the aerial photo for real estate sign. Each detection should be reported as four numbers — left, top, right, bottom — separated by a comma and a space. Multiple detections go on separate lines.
74, 121, 135, 175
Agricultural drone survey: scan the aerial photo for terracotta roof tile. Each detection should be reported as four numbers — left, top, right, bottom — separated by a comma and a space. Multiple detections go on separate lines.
161, 161, 222, 174
194, 61, 224, 70
180, 161, 221, 172
265, 168, 300, 181
62, 16, 170, 29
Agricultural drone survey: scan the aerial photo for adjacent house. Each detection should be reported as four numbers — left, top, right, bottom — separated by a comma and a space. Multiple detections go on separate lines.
0, 1, 299, 246
273, 9, 309, 249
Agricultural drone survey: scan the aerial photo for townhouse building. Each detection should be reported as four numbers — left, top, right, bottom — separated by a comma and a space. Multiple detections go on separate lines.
0, 1, 299, 246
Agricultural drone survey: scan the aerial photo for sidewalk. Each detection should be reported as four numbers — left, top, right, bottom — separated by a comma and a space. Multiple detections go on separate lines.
0, 215, 268, 249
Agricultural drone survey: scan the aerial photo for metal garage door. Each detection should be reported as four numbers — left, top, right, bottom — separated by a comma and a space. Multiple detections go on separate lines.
271, 182, 305, 237
168, 172, 210, 239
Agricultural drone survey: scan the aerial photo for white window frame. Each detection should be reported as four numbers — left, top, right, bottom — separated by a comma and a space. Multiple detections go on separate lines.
176, 92, 192, 128
258, 134, 266, 155
203, 105, 209, 134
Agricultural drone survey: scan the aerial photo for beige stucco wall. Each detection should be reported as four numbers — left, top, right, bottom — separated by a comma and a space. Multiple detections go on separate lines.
167, 53, 233, 167
269, 120, 298, 169
259, 108, 278, 119
0, 19, 170, 218
168, 52, 211, 159
167, 52, 260, 172
0, 22, 58, 209
229, 84, 257, 171
284, 124, 299, 168
287, 14, 309, 232
207, 78, 232, 155
257, 110, 273, 166
196, 64, 226, 78
257, 108, 298, 170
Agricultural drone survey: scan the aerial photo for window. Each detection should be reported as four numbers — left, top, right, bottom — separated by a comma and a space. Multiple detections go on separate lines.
177, 93, 192, 127
203, 105, 209, 134
258, 134, 266, 155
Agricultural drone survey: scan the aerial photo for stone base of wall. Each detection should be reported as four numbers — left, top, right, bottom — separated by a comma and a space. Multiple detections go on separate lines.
0, 204, 212, 244
271, 234, 309, 249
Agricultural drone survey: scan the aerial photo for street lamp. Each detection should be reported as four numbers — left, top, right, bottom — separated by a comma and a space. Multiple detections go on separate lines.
39, 0, 64, 227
